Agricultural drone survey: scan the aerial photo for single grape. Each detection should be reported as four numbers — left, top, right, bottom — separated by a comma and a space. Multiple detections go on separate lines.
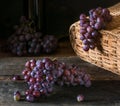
82, 39, 89, 45
26, 94, 35, 102
83, 45, 89, 51
12, 75, 21, 81
91, 30, 99, 37
79, 14, 87, 20
86, 26, 94, 33
33, 90, 41, 97
80, 35, 85, 40
77, 94, 84, 102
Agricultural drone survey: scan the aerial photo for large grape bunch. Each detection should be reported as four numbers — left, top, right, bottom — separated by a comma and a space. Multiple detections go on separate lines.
8, 16, 58, 56
22, 58, 91, 102
79, 7, 112, 51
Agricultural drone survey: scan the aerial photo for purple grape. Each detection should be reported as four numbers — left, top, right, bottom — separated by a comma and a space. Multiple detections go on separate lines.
89, 9, 95, 15
84, 33, 92, 39
14, 91, 21, 96
33, 90, 41, 97
80, 35, 85, 40
92, 11, 98, 19
83, 45, 89, 51
79, 14, 87, 20
12, 75, 21, 81
82, 23, 90, 28
96, 17, 104, 23
14, 93, 21, 101
80, 20, 86, 26
77, 94, 84, 102
94, 22, 102, 30
87, 26, 94, 33
84, 80, 92, 87
26, 94, 35, 102
80, 29, 86, 35
102, 8, 109, 16
91, 30, 99, 37
87, 39, 94, 44
82, 39, 89, 45
90, 21, 95, 26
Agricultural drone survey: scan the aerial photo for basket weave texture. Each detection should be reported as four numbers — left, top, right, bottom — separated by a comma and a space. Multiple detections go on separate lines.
69, 2, 120, 75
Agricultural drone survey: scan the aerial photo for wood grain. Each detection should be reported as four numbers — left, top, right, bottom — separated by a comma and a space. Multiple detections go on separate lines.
0, 80, 120, 106
0, 56, 120, 80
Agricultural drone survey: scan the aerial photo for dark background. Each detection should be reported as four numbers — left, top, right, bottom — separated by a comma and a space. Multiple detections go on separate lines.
0, 0, 119, 39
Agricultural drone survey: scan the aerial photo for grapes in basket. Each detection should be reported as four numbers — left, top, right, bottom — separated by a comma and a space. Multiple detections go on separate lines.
79, 7, 112, 51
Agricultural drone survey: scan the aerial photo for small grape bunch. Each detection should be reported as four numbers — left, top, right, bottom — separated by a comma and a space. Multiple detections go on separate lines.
89, 7, 112, 30
22, 58, 66, 102
79, 7, 112, 51
56, 65, 91, 87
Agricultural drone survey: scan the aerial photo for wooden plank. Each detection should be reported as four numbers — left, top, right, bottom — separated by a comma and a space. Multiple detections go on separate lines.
0, 56, 120, 80
0, 80, 120, 106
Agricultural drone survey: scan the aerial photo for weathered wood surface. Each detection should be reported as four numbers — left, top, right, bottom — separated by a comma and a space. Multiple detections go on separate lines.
0, 56, 120, 106
0, 56, 120, 80
1, 80, 120, 106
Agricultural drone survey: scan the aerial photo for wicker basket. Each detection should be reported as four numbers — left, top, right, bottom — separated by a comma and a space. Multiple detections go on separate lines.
69, 2, 120, 75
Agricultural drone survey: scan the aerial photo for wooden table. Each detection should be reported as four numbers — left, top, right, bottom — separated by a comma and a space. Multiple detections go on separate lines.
1, 56, 120, 106
0, 38, 120, 105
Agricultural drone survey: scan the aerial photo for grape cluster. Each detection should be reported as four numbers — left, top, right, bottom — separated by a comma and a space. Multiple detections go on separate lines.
8, 16, 58, 56
56, 65, 91, 87
21, 58, 91, 102
79, 7, 112, 51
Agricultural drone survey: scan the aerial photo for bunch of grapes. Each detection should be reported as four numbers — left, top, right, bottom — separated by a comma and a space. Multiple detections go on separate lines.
8, 16, 58, 56
79, 7, 112, 51
22, 58, 66, 102
56, 65, 91, 87
21, 58, 91, 102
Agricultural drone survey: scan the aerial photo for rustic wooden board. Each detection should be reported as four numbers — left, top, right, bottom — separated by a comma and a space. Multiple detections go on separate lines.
0, 56, 120, 105
0, 80, 120, 106
0, 56, 120, 80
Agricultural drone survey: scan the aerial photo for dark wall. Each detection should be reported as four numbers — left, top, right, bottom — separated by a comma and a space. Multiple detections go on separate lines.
0, 0, 119, 38
0, 0, 25, 38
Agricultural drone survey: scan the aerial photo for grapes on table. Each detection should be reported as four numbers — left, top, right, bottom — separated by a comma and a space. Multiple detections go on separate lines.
13, 91, 21, 101
19, 58, 91, 102
8, 16, 58, 56
79, 7, 112, 51
12, 75, 22, 81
